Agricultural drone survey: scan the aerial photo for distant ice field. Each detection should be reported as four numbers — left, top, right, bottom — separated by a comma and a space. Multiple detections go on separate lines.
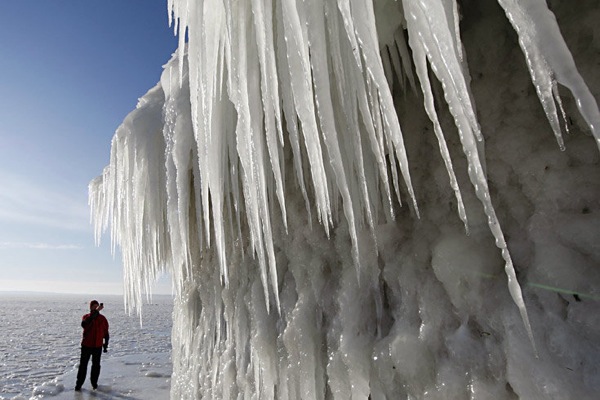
0, 293, 173, 399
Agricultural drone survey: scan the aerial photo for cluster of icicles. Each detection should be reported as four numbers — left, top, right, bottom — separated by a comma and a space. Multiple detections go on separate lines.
89, 0, 599, 397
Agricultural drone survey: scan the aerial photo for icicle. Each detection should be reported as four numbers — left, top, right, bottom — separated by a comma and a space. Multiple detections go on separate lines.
497, 0, 600, 151
451, 0, 463, 63
401, 0, 536, 347
306, 0, 360, 267
250, 0, 288, 232
337, 0, 419, 217
409, 41, 469, 232
394, 28, 417, 93
275, 0, 312, 225
281, 0, 333, 232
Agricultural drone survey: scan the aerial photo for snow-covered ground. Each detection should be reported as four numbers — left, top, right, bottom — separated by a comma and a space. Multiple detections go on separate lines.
28, 352, 171, 400
0, 293, 172, 400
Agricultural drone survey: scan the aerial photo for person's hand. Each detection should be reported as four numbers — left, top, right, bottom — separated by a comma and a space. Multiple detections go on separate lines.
103, 345, 108, 353
97, 303, 104, 311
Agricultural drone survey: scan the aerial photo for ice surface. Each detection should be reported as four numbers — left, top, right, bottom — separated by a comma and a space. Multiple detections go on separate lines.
0, 294, 172, 399
91, 0, 600, 398
25, 353, 171, 400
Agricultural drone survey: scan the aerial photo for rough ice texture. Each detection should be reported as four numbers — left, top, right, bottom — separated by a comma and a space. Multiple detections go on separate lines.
90, 0, 600, 398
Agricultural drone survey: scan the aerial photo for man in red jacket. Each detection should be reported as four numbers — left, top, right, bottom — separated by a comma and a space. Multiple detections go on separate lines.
75, 300, 110, 391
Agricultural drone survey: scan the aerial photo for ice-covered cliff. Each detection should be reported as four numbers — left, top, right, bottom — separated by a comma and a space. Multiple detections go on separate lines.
90, 0, 600, 398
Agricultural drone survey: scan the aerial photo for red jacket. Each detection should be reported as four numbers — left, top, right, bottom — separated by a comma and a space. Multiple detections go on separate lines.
81, 311, 110, 348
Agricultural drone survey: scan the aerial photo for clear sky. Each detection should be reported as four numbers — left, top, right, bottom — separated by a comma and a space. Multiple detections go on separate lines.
0, 1, 177, 295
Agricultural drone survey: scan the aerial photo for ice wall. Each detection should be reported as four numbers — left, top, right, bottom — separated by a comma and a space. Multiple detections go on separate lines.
90, 0, 600, 398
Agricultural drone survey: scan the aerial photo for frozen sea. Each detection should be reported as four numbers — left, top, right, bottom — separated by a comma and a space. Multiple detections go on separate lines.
0, 293, 173, 400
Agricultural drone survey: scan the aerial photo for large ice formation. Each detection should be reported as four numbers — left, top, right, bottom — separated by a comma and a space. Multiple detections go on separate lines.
90, 0, 600, 398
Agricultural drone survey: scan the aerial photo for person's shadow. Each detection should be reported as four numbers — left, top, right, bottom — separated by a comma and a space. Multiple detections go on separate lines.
74, 385, 140, 399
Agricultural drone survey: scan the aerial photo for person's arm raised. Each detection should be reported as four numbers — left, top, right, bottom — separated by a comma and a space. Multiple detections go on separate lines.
81, 304, 103, 328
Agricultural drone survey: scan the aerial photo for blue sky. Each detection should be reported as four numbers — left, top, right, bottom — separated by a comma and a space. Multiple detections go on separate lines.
0, 1, 177, 295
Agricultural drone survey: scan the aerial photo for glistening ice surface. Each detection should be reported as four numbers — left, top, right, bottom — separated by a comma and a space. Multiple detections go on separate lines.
90, 0, 599, 398
0, 294, 172, 399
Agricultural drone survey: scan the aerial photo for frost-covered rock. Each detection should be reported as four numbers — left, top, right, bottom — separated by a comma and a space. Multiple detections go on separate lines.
91, 0, 600, 398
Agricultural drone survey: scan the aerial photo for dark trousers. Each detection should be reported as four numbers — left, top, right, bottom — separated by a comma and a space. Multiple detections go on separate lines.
76, 346, 102, 388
